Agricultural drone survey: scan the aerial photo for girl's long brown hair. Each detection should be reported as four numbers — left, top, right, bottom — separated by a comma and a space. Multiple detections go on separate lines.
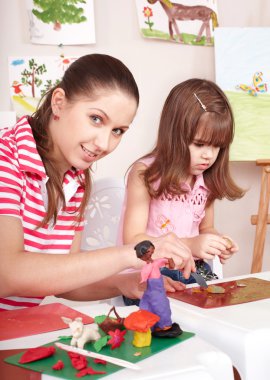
141, 78, 244, 203
30, 54, 139, 227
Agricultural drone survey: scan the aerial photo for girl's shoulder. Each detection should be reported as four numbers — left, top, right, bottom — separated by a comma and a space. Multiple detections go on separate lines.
128, 156, 155, 176
136, 155, 155, 167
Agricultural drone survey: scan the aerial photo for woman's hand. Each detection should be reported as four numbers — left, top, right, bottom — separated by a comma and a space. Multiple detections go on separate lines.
151, 233, 195, 279
115, 271, 145, 300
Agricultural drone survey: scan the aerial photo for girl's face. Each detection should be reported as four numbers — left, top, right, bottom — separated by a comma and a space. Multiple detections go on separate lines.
50, 88, 138, 177
188, 134, 220, 183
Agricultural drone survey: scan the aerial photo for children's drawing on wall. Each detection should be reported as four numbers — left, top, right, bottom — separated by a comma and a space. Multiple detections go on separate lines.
9, 56, 77, 118
135, 0, 218, 46
25, 0, 95, 45
215, 28, 270, 161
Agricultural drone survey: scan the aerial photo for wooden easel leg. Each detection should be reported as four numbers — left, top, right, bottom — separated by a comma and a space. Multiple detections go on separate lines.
251, 164, 270, 273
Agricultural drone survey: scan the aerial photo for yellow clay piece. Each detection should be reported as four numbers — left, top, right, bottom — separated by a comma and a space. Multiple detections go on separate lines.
133, 329, 152, 347
223, 237, 233, 249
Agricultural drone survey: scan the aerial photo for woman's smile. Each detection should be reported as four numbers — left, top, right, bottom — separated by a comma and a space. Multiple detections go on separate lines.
81, 145, 98, 159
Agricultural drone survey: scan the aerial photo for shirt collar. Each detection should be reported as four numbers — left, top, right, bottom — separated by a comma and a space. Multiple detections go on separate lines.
181, 174, 208, 192
14, 116, 47, 179
63, 168, 85, 203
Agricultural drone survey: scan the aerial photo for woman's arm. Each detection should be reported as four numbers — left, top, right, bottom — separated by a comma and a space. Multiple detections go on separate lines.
58, 271, 144, 301
0, 215, 139, 298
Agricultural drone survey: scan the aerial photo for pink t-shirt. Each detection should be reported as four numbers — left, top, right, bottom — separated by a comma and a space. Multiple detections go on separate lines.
118, 156, 209, 243
0, 116, 85, 311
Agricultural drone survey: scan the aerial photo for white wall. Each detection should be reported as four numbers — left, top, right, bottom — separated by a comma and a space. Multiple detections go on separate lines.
1, 0, 270, 277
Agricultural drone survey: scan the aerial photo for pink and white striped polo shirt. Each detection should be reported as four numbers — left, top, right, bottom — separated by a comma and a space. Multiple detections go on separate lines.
0, 116, 85, 311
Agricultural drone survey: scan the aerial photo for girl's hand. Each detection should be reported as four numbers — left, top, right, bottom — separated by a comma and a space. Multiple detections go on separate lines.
151, 233, 195, 279
162, 275, 186, 292
219, 236, 238, 264
188, 234, 228, 260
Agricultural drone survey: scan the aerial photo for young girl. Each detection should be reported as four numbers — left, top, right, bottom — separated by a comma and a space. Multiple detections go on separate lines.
121, 78, 245, 288
0, 54, 194, 311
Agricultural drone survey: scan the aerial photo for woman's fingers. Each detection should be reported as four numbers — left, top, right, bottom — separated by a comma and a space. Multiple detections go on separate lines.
150, 233, 194, 278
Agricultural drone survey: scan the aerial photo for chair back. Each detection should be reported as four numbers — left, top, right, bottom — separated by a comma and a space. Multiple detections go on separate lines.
0, 111, 16, 129
81, 177, 125, 251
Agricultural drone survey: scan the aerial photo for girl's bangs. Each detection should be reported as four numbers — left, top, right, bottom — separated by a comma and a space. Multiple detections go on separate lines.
195, 113, 233, 148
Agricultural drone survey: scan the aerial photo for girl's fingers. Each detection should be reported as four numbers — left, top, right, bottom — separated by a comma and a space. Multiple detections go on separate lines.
206, 247, 222, 256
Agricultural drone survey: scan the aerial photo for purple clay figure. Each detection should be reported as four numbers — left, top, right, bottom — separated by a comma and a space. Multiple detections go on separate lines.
134, 240, 182, 338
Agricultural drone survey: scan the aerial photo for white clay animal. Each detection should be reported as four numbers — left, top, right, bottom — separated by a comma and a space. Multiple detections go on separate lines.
61, 316, 101, 349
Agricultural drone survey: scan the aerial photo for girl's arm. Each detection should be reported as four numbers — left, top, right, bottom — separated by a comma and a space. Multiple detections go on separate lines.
123, 162, 151, 243
123, 163, 195, 278
199, 202, 219, 235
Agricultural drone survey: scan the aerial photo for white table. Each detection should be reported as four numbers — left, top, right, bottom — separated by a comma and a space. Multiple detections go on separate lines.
170, 271, 270, 380
0, 303, 234, 380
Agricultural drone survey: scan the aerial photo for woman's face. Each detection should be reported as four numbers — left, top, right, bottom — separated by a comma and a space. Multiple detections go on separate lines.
50, 88, 138, 177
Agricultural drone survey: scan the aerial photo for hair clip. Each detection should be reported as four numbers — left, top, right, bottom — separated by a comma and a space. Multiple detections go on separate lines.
193, 93, 207, 112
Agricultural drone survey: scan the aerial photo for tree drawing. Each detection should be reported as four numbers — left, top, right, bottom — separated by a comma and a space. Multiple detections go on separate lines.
40, 78, 61, 98
20, 59, 47, 98
32, 0, 87, 31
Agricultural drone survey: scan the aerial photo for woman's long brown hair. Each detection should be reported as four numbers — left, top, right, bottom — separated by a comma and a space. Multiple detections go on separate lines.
30, 54, 139, 227
140, 78, 244, 203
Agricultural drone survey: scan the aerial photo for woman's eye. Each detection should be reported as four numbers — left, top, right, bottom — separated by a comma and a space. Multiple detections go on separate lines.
90, 115, 102, 124
113, 128, 125, 136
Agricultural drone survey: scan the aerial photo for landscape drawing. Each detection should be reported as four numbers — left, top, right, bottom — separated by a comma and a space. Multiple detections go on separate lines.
215, 28, 270, 161
9, 56, 77, 118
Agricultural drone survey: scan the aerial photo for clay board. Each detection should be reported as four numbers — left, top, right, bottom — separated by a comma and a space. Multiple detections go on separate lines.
168, 277, 270, 308
4, 331, 194, 379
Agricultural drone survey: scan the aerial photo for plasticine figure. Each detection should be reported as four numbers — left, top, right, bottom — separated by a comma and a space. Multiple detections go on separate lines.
135, 240, 182, 338
61, 316, 101, 349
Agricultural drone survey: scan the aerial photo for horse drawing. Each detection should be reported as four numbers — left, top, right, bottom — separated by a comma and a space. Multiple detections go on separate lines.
147, 0, 218, 44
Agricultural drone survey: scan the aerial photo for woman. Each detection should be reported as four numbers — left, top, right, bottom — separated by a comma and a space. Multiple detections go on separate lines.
0, 54, 193, 311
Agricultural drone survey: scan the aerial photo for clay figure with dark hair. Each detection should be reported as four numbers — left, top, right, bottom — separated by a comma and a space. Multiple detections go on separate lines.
135, 240, 182, 338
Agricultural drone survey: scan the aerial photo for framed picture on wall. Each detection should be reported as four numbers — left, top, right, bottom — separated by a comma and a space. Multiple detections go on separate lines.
215, 27, 270, 161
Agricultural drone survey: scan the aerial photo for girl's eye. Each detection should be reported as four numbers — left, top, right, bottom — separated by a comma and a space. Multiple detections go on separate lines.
90, 115, 102, 124
112, 128, 125, 136
194, 142, 204, 147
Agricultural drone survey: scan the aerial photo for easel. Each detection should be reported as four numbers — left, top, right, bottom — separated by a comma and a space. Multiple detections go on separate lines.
251, 159, 270, 273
